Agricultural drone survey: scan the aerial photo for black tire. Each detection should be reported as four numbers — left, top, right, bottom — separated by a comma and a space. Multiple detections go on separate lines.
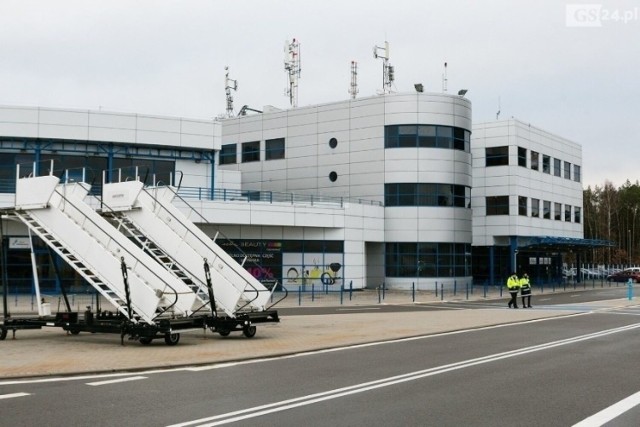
70, 330, 80, 335
0, 328, 7, 341
164, 333, 180, 346
218, 328, 231, 337
139, 337, 153, 345
243, 325, 257, 338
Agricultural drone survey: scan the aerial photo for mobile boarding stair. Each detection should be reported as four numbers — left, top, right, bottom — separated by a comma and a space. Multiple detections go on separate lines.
0, 163, 226, 345
99, 171, 284, 339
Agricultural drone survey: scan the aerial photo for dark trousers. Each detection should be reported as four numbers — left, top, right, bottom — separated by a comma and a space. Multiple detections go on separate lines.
521, 290, 531, 307
508, 290, 519, 308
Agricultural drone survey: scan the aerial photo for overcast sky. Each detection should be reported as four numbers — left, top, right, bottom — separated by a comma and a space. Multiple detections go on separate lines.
0, 0, 637, 188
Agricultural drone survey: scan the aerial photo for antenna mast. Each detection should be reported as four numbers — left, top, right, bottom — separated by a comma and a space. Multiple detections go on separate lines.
373, 40, 394, 94
224, 66, 238, 118
284, 38, 301, 108
442, 62, 448, 93
349, 61, 359, 99
496, 97, 501, 120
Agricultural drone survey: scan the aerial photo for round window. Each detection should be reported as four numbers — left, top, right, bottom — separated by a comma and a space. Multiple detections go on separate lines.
329, 137, 338, 149
329, 171, 338, 182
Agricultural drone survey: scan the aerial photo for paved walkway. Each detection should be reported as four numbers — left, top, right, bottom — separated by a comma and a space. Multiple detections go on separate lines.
1, 292, 635, 380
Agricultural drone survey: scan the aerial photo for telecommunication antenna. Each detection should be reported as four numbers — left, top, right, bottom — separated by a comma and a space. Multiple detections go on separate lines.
496, 97, 501, 120
224, 66, 238, 118
373, 40, 394, 94
349, 61, 359, 99
442, 62, 448, 93
284, 38, 301, 108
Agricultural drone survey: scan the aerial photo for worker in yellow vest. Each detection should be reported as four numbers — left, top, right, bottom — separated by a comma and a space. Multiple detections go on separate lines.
520, 273, 532, 308
507, 272, 520, 308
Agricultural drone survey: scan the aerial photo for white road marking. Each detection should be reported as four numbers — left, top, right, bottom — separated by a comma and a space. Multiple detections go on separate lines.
573, 390, 640, 426
86, 376, 147, 386
0, 392, 30, 400
168, 322, 640, 427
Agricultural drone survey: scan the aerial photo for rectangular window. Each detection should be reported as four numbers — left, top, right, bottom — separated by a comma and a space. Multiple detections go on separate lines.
554, 202, 562, 220
485, 146, 509, 167
518, 147, 527, 167
398, 125, 417, 147
453, 128, 465, 151
242, 141, 260, 163
565, 204, 572, 222
564, 162, 571, 179
437, 126, 453, 149
531, 198, 540, 218
219, 144, 237, 165
518, 196, 527, 216
265, 138, 285, 160
543, 200, 551, 219
542, 155, 550, 174
531, 151, 539, 171
486, 196, 509, 215
417, 125, 436, 148
574, 165, 581, 182
574, 206, 581, 223
553, 158, 561, 177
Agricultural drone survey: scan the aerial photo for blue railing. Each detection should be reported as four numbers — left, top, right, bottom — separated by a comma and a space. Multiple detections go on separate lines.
176, 186, 383, 207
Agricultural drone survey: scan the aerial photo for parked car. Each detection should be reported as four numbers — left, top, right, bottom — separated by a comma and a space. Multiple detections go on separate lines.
606, 268, 640, 283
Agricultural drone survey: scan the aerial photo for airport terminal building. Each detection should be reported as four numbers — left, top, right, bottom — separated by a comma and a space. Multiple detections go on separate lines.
0, 92, 585, 293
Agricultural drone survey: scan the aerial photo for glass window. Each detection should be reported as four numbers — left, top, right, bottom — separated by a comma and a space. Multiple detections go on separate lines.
553, 158, 561, 177
518, 196, 527, 216
564, 161, 571, 179
574, 165, 581, 182
531, 151, 539, 171
485, 146, 509, 167
219, 144, 237, 165
386, 183, 470, 208
453, 128, 465, 151
531, 198, 540, 218
397, 183, 416, 206
574, 206, 581, 223
565, 205, 572, 222
543, 200, 551, 219
418, 125, 437, 148
265, 138, 285, 160
436, 127, 453, 149
542, 155, 550, 174
242, 141, 260, 163
398, 125, 417, 147
486, 196, 509, 215
385, 242, 471, 278
554, 202, 562, 220
518, 147, 527, 167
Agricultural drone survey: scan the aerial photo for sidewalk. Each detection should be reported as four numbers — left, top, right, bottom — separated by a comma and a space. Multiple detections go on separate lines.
1, 293, 635, 380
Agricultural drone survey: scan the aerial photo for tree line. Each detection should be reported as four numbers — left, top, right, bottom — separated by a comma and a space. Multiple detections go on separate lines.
583, 180, 640, 265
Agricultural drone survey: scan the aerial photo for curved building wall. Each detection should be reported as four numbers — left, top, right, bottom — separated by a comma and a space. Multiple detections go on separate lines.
220, 92, 472, 290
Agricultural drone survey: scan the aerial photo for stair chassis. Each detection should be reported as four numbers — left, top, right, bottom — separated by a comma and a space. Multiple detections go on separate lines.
0, 309, 280, 345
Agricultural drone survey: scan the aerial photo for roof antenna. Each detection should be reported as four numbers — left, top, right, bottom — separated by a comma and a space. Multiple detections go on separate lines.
349, 61, 359, 99
442, 62, 448, 93
496, 97, 501, 120
373, 40, 394, 94
224, 66, 238, 118
284, 38, 301, 108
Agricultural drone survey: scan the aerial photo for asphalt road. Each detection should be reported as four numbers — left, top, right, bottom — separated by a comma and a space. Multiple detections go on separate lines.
2, 290, 640, 426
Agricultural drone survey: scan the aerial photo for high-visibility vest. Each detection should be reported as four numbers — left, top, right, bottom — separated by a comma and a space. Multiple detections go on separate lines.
520, 277, 531, 290
507, 275, 520, 289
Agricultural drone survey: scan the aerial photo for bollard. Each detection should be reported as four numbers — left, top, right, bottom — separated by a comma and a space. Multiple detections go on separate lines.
435, 281, 438, 297
378, 286, 381, 304
466, 282, 469, 300
298, 286, 301, 306
454, 280, 457, 296
382, 282, 386, 300
412, 282, 415, 302
340, 282, 344, 305
440, 283, 444, 301
628, 279, 634, 300
483, 283, 487, 298
349, 280, 353, 301
312, 283, 315, 302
